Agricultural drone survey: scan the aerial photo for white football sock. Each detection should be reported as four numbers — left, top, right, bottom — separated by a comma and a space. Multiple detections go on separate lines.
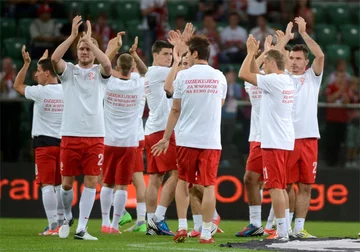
76, 187, 96, 233
276, 218, 287, 237
265, 205, 275, 230
294, 218, 305, 234
200, 221, 212, 240
55, 185, 64, 226
212, 209, 219, 221
42, 185, 57, 230
136, 202, 146, 223
178, 218, 187, 231
100, 186, 113, 227
60, 187, 73, 221
193, 214, 203, 231
154, 205, 167, 222
249, 205, 262, 228
147, 213, 154, 224
111, 190, 127, 229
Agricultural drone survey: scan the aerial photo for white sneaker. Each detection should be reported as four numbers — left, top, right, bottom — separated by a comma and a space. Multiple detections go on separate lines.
74, 228, 98, 241
59, 223, 70, 239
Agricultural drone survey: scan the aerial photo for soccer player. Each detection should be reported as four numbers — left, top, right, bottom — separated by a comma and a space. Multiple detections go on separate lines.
164, 45, 223, 238
152, 35, 227, 244
100, 33, 147, 234
51, 16, 112, 240
144, 40, 177, 236
13, 47, 64, 236
238, 27, 295, 241
286, 17, 324, 238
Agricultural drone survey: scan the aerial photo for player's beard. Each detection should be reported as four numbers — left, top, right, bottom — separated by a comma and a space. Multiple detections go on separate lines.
79, 58, 94, 67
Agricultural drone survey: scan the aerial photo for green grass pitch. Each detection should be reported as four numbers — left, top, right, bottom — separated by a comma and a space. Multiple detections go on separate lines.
0, 219, 359, 252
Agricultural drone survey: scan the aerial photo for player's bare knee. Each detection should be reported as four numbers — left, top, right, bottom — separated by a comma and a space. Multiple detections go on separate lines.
149, 173, 163, 188
244, 172, 259, 187
286, 183, 294, 193
61, 176, 74, 190
84, 175, 98, 188
116, 185, 128, 191
299, 183, 312, 195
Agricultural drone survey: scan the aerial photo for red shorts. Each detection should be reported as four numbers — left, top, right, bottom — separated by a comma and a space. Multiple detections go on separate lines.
35, 146, 61, 185
103, 145, 136, 185
177, 146, 221, 186
60, 136, 104, 176
145, 131, 177, 174
246, 142, 263, 179
134, 140, 145, 173
262, 148, 290, 189
287, 138, 318, 184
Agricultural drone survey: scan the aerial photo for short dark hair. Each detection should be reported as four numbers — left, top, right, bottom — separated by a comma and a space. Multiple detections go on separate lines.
291, 44, 309, 59
265, 49, 285, 70
151, 40, 173, 54
38, 58, 56, 77
186, 35, 210, 61
117, 53, 134, 76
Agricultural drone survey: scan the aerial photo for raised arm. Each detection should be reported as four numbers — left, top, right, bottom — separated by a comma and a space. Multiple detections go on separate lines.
168, 23, 195, 55
13, 45, 31, 95
129, 36, 147, 76
295, 16, 324, 75
254, 35, 273, 72
51, 15, 82, 74
105, 31, 125, 62
238, 35, 260, 85
164, 45, 182, 97
273, 22, 294, 52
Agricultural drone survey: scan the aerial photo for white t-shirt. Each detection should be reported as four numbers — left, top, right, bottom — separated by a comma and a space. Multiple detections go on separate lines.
245, 82, 262, 142
138, 95, 146, 141
57, 63, 109, 137
173, 65, 227, 150
25, 84, 63, 139
104, 73, 144, 147
220, 26, 248, 53
290, 67, 323, 139
144, 66, 172, 135
257, 73, 295, 150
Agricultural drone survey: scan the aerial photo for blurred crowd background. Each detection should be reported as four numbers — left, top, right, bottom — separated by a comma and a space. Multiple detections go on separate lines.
0, 0, 359, 171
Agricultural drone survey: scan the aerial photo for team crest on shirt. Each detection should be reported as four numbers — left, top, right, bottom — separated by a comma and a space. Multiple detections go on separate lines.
88, 71, 95, 80
300, 77, 305, 85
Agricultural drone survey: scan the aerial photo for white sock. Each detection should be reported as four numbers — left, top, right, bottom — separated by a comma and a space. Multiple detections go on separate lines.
42, 185, 58, 230
249, 205, 262, 228
260, 189, 263, 201
60, 187, 73, 221
154, 205, 167, 222
265, 205, 275, 230
294, 218, 305, 234
55, 185, 64, 226
147, 213, 154, 224
100, 187, 113, 227
200, 221, 212, 240
178, 218, 187, 231
136, 202, 146, 223
111, 190, 127, 229
276, 218, 287, 237
212, 209, 219, 221
76, 187, 96, 233
290, 212, 294, 225
193, 214, 203, 231
285, 208, 290, 232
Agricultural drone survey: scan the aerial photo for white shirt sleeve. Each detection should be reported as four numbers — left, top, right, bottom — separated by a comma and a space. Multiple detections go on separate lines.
24, 85, 43, 102
309, 67, 323, 86
57, 62, 74, 83
130, 72, 141, 80
257, 74, 275, 93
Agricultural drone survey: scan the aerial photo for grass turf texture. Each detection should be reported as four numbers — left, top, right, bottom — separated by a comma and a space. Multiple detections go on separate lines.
0, 219, 358, 252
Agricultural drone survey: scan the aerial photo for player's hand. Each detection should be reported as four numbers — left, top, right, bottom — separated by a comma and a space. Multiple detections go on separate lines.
39, 49, 49, 62
129, 36, 138, 55
285, 21, 294, 40
21, 45, 31, 64
182, 22, 195, 42
264, 35, 273, 53
151, 138, 169, 156
168, 30, 182, 46
295, 16, 307, 35
275, 30, 284, 45
79, 20, 92, 44
71, 15, 83, 38
246, 35, 259, 55
107, 31, 125, 52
